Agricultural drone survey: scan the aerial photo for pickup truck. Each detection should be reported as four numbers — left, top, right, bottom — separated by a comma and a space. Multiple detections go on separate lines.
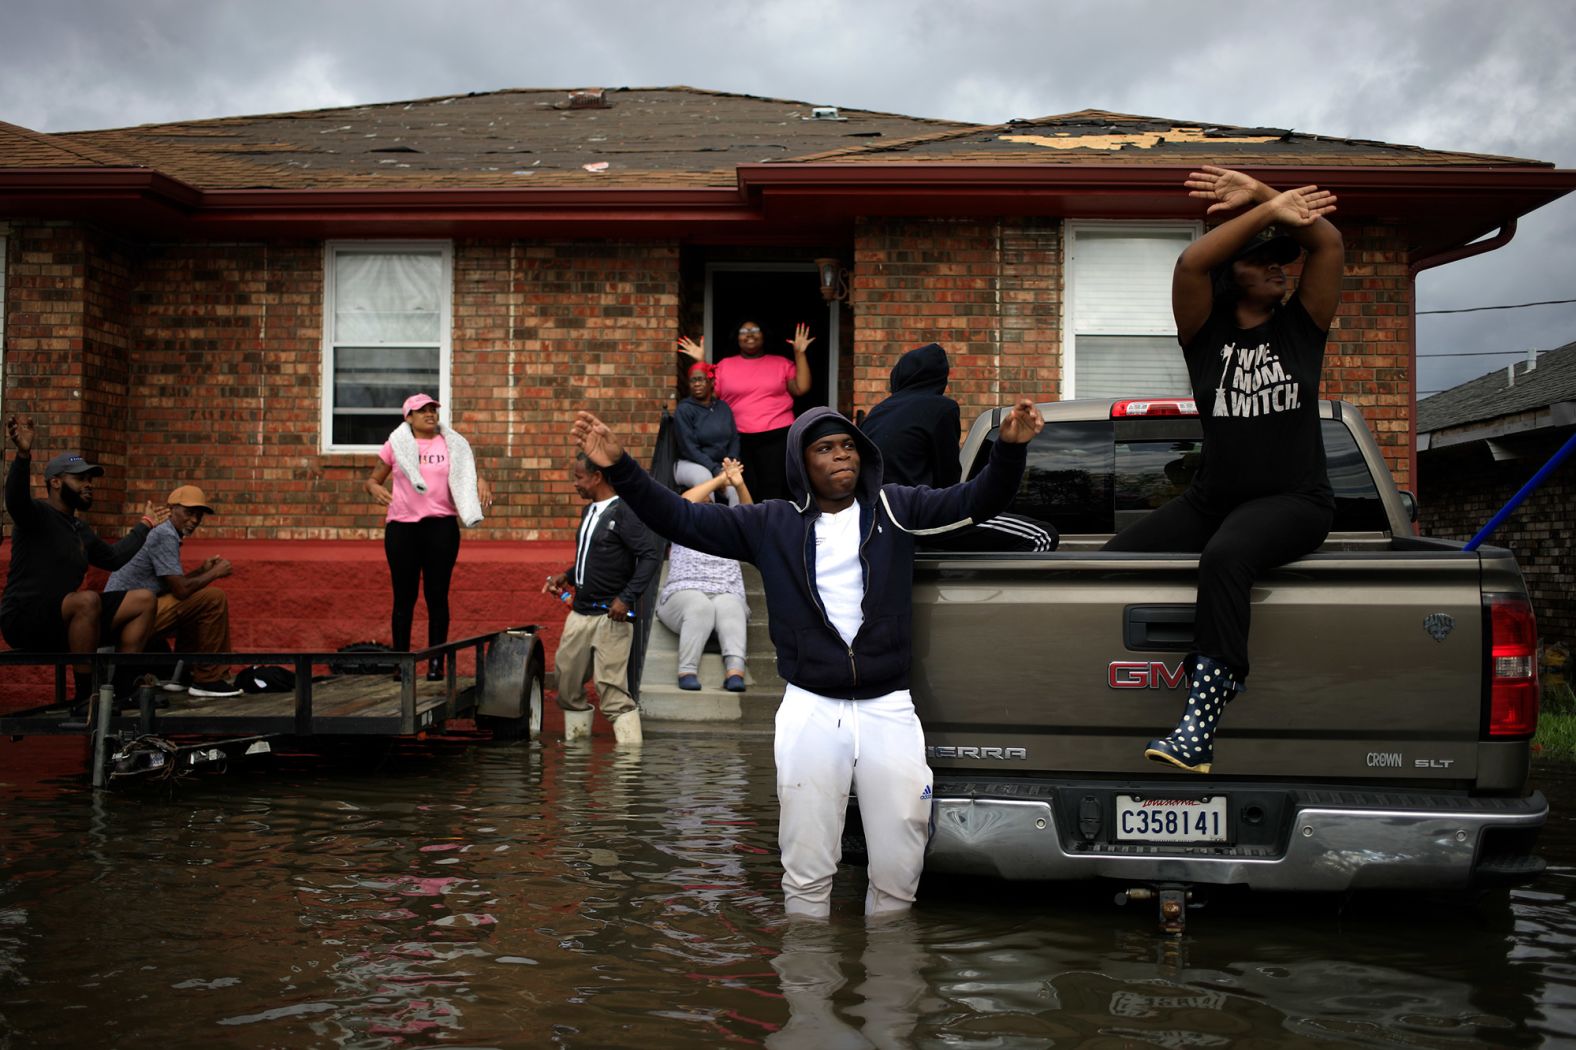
910, 397, 1545, 923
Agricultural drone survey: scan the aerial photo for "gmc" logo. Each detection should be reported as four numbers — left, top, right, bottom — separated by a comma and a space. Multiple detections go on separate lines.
1108, 660, 1188, 689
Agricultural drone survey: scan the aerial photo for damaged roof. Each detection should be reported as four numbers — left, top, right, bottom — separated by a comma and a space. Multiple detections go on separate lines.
1419, 340, 1576, 435
5, 96, 1552, 194
34, 86, 968, 190
787, 109, 1548, 168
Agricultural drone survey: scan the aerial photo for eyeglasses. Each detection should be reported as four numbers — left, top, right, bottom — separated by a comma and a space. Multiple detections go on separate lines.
738, 326, 761, 334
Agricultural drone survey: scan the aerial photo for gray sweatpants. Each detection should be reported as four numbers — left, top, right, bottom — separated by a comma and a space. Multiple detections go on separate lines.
656, 589, 748, 676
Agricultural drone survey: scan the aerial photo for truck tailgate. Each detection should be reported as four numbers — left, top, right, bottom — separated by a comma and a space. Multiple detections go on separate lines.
912, 549, 1487, 781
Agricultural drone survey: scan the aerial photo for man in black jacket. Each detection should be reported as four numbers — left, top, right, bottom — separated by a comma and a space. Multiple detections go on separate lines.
1, 415, 166, 707
543, 452, 661, 744
573, 398, 1043, 918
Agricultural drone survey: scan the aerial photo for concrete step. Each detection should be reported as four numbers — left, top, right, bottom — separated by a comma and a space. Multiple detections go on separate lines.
640, 558, 786, 724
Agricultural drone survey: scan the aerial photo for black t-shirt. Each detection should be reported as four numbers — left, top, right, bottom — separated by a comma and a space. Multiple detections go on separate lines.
1184, 295, 1334, 509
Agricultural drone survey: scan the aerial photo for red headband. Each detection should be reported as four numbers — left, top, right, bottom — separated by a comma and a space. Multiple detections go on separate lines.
688, 361, 717, 380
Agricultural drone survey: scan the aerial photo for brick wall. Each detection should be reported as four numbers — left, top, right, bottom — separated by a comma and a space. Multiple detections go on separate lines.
1419, 430, 1576, 646
1322, 225, 1414, 490
4, 228, 681, 542
505, 242, 680, 538
852, 218, 1062, 428
4, 218, 1417, 538
4, 222, 93, 476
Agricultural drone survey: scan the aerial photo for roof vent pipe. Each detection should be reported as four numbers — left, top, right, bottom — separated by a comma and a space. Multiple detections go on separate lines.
1527, 348, 1539, 371
1507, 364, 1515, 388
567, 89, 609, 109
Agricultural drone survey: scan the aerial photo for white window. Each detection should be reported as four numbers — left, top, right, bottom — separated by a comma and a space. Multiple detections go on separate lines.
1064, 222, 1199, 400
322, 242, 452, 451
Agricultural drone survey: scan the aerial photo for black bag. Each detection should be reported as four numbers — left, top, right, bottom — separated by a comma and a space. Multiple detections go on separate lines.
330, 641, 399, 675
238, 665, 297, 693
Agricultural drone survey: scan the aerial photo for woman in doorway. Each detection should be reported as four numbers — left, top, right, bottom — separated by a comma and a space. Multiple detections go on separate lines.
1103, 165, 1344, 774
672, 361, 741, 505
679, 320, 813, 502
658, 457, 753, 692
364, 393, 493, 681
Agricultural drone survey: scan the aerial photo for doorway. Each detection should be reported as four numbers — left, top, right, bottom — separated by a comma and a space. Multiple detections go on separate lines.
704, 263, 840, 417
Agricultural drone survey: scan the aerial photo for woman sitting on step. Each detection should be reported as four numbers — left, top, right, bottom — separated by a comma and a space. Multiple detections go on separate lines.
656, 458, 752, 692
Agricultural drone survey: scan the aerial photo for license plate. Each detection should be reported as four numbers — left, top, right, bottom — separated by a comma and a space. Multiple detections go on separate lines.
1115, 795, 1228, 844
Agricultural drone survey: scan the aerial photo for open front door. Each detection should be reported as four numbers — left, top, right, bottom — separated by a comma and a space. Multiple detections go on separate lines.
704, 263, 840, 416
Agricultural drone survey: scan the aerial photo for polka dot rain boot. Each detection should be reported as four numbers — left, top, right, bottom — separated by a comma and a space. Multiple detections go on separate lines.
1144, 654, 1239, 774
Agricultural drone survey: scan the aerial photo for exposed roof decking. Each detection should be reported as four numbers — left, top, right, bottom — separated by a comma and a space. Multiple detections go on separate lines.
785, 110, 1550, 169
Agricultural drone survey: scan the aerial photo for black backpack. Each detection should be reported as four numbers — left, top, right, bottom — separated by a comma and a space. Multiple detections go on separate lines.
238, 665, 297, 693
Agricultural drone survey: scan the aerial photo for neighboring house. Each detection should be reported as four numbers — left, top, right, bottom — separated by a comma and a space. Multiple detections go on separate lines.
1418, 342, 1576, 647
0, 86, 1572, 658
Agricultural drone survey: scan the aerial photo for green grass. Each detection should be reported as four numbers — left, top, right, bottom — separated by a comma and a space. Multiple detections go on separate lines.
1532, 680, 1576, 762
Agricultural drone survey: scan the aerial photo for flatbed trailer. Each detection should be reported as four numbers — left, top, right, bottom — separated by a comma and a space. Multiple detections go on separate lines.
0, 626, 545, 787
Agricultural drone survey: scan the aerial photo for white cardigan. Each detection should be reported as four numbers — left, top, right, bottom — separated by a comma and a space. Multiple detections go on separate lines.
388, 422, 484, 527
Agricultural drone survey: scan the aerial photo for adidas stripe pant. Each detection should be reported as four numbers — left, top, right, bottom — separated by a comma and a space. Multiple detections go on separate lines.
774, 686, 935, 918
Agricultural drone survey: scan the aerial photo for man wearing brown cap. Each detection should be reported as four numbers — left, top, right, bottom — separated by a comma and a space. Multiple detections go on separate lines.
106, 484, 240, 697
2, 415, 164, 707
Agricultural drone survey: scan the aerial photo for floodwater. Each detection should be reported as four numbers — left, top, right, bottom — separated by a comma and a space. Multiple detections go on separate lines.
1, 734, 1573, 1049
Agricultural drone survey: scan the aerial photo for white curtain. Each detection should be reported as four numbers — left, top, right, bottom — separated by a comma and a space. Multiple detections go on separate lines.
334, 252, 443, 344
1068, 228, 1192, 399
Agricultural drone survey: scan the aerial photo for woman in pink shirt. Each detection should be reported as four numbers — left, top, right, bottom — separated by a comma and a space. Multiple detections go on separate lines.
680, 319, 813, 501
364, 393, 493, 681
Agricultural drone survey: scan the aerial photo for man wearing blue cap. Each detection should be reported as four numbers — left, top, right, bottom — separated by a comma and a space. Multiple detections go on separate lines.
2, 415, 167, 707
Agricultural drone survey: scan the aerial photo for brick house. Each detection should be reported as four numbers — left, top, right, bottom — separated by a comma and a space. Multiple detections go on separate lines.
1, 86, 1573, 668
1418, 341, 1576, 648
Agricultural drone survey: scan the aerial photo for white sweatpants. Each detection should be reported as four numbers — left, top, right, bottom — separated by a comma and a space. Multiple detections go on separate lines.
774, 686, 935, 918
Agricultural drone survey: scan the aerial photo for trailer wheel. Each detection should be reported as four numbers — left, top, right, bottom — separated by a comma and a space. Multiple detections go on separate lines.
475, 633, 545, 740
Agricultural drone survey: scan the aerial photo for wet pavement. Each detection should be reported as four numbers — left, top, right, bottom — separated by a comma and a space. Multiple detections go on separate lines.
0, 734, 1573, 1048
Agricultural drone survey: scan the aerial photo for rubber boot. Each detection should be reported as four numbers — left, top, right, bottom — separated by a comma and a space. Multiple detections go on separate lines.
612, 709, 643, 746
1144, 654, 1238, 774
563, 708, 594, 742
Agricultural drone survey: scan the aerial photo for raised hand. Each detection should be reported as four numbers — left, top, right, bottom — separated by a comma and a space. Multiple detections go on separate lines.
788, 323, 816, 355
7, 415, 35, 453
1184, 165, 1267, 215
998, 398, 1045, 445
676, 335, 705, 362
721, 457, 745, 488
572, 411, 625, 468
1264, 185, 1338, 228
142, 500, 171, 524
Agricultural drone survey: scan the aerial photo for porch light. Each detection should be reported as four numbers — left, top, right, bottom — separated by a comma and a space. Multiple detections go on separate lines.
815, 257, 850, 303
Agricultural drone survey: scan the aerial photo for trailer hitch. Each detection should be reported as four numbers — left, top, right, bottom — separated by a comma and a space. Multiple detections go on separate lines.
1116, 883, 1194, 935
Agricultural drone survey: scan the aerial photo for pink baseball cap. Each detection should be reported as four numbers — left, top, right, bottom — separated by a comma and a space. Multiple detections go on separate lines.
402, 393, 440, 416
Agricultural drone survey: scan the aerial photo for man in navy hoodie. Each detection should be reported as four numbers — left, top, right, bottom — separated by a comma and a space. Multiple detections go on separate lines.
573, 398, 1043, 918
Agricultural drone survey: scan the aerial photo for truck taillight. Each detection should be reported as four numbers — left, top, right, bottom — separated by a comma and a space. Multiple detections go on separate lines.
1486, 594, 1538, 737
1110, 399, 1198, 418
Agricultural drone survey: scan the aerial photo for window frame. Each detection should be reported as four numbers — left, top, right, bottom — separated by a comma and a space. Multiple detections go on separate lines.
1062, 220, 1201, 400
320, 239, 454, 454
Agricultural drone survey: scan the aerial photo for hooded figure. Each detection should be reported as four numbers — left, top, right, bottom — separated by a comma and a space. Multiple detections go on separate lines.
859, 342, 962, 488
589, 400, 1038, 918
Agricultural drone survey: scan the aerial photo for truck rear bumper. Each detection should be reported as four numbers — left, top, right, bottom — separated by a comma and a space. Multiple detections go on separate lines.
925, 783, 1548, 892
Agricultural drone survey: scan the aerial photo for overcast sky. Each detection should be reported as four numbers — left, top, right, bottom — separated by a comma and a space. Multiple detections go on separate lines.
5, 0, 1575, 395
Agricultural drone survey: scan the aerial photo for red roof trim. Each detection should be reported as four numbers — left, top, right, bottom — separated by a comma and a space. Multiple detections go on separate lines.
1, 162, 1572, 238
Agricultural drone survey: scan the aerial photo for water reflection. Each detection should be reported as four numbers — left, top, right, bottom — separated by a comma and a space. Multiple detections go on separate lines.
0, 738, 1572, 1047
